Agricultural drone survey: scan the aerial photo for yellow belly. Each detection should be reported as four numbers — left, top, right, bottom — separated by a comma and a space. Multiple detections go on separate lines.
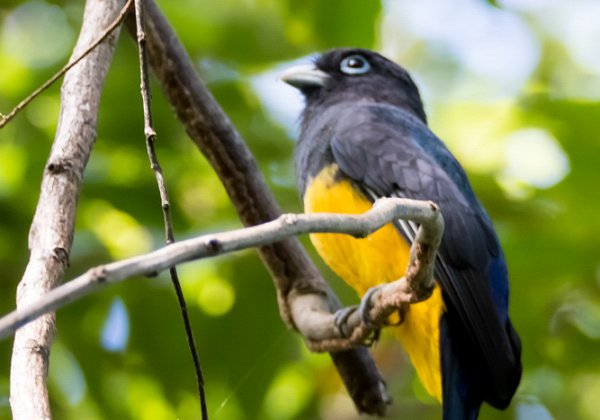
304, 164, 444, 401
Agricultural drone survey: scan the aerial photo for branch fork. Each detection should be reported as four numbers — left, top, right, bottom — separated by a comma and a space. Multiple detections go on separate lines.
3, 0, 445, 415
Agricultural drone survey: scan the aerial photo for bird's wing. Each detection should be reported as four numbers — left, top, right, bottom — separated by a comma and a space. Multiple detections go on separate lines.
329, 103, 521, 405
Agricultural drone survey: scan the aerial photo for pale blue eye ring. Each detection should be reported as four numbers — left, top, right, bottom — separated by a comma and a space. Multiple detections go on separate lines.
340, 55, 371, 75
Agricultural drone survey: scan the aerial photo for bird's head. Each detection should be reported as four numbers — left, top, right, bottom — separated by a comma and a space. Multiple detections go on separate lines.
280, 48, 427, 123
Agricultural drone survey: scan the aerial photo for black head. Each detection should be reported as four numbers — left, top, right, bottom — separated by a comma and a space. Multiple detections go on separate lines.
280, 48, 427, 123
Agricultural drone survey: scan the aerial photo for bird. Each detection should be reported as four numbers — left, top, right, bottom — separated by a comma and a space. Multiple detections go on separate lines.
280, 48, 522, 419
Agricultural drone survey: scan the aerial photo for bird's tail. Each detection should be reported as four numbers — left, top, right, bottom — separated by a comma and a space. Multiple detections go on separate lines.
441, 316, 481, 420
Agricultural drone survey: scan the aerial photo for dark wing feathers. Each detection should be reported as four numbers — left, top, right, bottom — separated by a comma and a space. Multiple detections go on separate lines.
329, 103, 521, 406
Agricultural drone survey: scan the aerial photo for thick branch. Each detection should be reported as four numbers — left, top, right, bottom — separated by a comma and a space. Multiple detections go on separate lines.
127, 0, 391, 415
9, 1, 124, 419
0, 198, 442, 344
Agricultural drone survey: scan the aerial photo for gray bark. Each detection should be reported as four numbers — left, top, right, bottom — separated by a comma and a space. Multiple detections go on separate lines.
9, 0, 124, 418
0, 197, 443, 347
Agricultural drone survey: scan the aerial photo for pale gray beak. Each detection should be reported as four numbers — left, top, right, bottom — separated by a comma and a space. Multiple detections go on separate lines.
279, 64, 330, 89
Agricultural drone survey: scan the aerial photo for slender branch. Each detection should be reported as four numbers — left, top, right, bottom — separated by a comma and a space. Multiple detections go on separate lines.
9, 1, 125, 419
133, 1, 208, 418
0, 0, 133, 129
128, 1, 391, 414
292, 201, 444, 351
0, 198, 442, 345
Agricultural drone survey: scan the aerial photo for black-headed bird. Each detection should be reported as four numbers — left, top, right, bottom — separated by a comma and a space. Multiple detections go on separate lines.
281, 48, 521, 419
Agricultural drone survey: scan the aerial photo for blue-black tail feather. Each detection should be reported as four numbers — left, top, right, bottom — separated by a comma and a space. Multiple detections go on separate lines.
441, 314, 481, 420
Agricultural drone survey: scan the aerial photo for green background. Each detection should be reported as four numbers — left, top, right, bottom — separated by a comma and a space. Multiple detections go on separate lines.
1, 0, 599, 419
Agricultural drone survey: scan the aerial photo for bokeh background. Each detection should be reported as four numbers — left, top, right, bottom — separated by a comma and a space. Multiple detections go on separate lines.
1, 0, 599, 418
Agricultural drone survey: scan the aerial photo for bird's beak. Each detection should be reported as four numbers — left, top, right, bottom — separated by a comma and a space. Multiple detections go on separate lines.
279, 64, 330, 89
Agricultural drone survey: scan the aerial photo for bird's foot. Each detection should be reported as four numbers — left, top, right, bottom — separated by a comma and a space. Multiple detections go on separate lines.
333, 305, 358, 338
332, 285, 389, 345
358, 285, 384, 328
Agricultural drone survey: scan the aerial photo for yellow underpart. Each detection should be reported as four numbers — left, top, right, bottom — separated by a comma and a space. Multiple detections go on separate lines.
303, 164, 444, 402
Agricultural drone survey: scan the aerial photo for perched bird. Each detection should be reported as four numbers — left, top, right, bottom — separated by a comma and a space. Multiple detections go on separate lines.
281, 48, 522, 419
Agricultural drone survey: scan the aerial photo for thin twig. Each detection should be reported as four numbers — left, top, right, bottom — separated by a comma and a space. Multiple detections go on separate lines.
0, 0, 133, 129
125, 0, 388, 413
133, 1, 208, 418
131, 2, 391, 414
0, 197, 443, 343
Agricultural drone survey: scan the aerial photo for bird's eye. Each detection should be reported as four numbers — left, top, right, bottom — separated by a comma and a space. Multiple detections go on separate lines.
340, 55, 371, 75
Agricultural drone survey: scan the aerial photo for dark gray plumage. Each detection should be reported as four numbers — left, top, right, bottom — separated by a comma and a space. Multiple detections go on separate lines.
287, 48, 522, 419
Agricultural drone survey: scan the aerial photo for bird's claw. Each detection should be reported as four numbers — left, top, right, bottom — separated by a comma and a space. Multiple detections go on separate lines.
333, 285, 386, 345
359, 285, 387, 344
334, 305, 358, 338
359, 285, 383, 329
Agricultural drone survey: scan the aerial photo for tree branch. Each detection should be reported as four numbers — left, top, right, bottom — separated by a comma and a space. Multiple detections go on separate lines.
292, 201, 443, 352
0, 0, 132, 130
9, 1, 125, 419
0, 198, 442, 345
133, 1, 208, 417
127, 1, 392, 414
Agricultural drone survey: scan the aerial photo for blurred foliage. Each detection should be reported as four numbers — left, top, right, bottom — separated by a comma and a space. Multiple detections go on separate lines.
0, 0, 599, 419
